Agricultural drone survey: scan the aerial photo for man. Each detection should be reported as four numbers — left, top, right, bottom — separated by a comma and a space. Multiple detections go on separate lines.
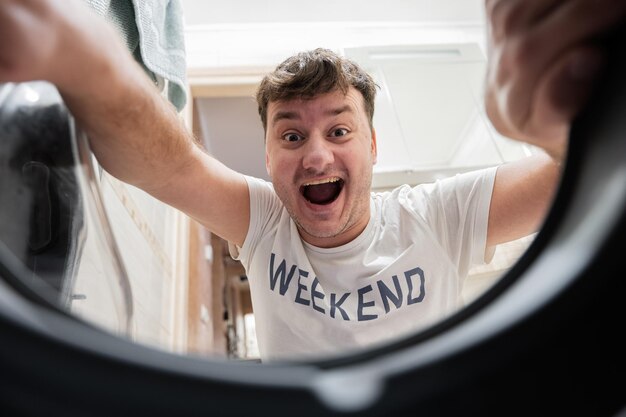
0, 0, 623, 361
241, 48, 557, 360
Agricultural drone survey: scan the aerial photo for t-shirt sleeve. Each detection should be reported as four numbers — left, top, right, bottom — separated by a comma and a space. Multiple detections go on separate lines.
228, 175, 282, 271
405, 166, 497, 276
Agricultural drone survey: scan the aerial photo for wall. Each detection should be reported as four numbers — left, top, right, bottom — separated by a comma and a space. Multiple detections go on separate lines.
179, 0, 485, 26
69, 156, 192, 353
68, 85, 200, 354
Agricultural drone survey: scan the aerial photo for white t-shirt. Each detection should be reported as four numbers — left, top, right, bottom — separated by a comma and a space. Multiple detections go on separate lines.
231, 167, 497, 362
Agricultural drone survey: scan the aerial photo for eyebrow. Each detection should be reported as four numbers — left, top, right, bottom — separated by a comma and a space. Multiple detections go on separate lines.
271, 110, 300, 124
327, 105, 353, 117
271, 105, 354, 124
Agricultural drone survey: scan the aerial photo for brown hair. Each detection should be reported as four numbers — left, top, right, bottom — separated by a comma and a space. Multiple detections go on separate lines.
255, 48, 379, 132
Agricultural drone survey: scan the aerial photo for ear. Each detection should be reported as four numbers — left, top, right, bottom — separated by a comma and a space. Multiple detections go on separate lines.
265, 150, 272, 177
371, 128, 378, 165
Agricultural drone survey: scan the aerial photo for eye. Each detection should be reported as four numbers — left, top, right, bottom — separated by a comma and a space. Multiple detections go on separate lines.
283, 132, 304, 142
330, 128, 349, 138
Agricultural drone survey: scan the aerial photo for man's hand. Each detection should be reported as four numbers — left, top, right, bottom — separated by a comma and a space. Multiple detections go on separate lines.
0, 0, 68, 83
0, 0, 251, 247
0, 0, 122, 90
484, 0, 626, 162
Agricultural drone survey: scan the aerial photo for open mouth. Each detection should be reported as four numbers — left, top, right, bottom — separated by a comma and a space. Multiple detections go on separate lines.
300, 177, 344, 205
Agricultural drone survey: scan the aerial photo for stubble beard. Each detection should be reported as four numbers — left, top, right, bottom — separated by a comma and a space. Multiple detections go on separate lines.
279, 173, 373, 244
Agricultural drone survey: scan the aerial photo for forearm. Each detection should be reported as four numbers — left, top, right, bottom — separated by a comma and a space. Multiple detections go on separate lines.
62, 35, 250, 243
1, 0, 251, 245
62, 42, 250, 243
0, 0, 198, 192
488, 151, 561, 247
60, 42, 198, 192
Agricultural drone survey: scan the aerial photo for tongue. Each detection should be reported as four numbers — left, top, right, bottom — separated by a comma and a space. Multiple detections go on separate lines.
303, 183, 339, 205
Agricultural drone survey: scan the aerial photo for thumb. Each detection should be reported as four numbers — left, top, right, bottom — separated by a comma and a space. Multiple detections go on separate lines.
528, 47, 605, 159
535, 47, 606, 132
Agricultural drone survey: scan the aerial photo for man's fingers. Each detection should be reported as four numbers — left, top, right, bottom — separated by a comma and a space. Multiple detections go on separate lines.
521, 46, 605, 159
486, 0, 563, 42
503, 0, 626, 87
536, 46, 605, 126
531, 0, 626, 66
0, 0, 58, 82
494, 0, 625, 137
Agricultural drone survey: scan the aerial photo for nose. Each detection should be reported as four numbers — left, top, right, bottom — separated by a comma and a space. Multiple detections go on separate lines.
302, 134, 334, 172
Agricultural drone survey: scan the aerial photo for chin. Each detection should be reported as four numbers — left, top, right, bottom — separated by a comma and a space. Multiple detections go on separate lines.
296, 218, 343, 239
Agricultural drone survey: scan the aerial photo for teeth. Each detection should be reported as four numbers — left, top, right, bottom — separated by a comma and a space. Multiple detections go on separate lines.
303, 177, 341, 186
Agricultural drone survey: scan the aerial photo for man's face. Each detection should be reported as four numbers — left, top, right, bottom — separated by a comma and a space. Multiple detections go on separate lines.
265, 87, 377, 248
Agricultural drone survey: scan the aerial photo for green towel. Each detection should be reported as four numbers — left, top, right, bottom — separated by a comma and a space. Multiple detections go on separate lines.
84, 0, 188, 112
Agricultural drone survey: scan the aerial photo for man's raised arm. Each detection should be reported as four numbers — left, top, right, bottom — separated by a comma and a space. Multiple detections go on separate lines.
0, 0, 250, 247
483, 0, 626, 247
